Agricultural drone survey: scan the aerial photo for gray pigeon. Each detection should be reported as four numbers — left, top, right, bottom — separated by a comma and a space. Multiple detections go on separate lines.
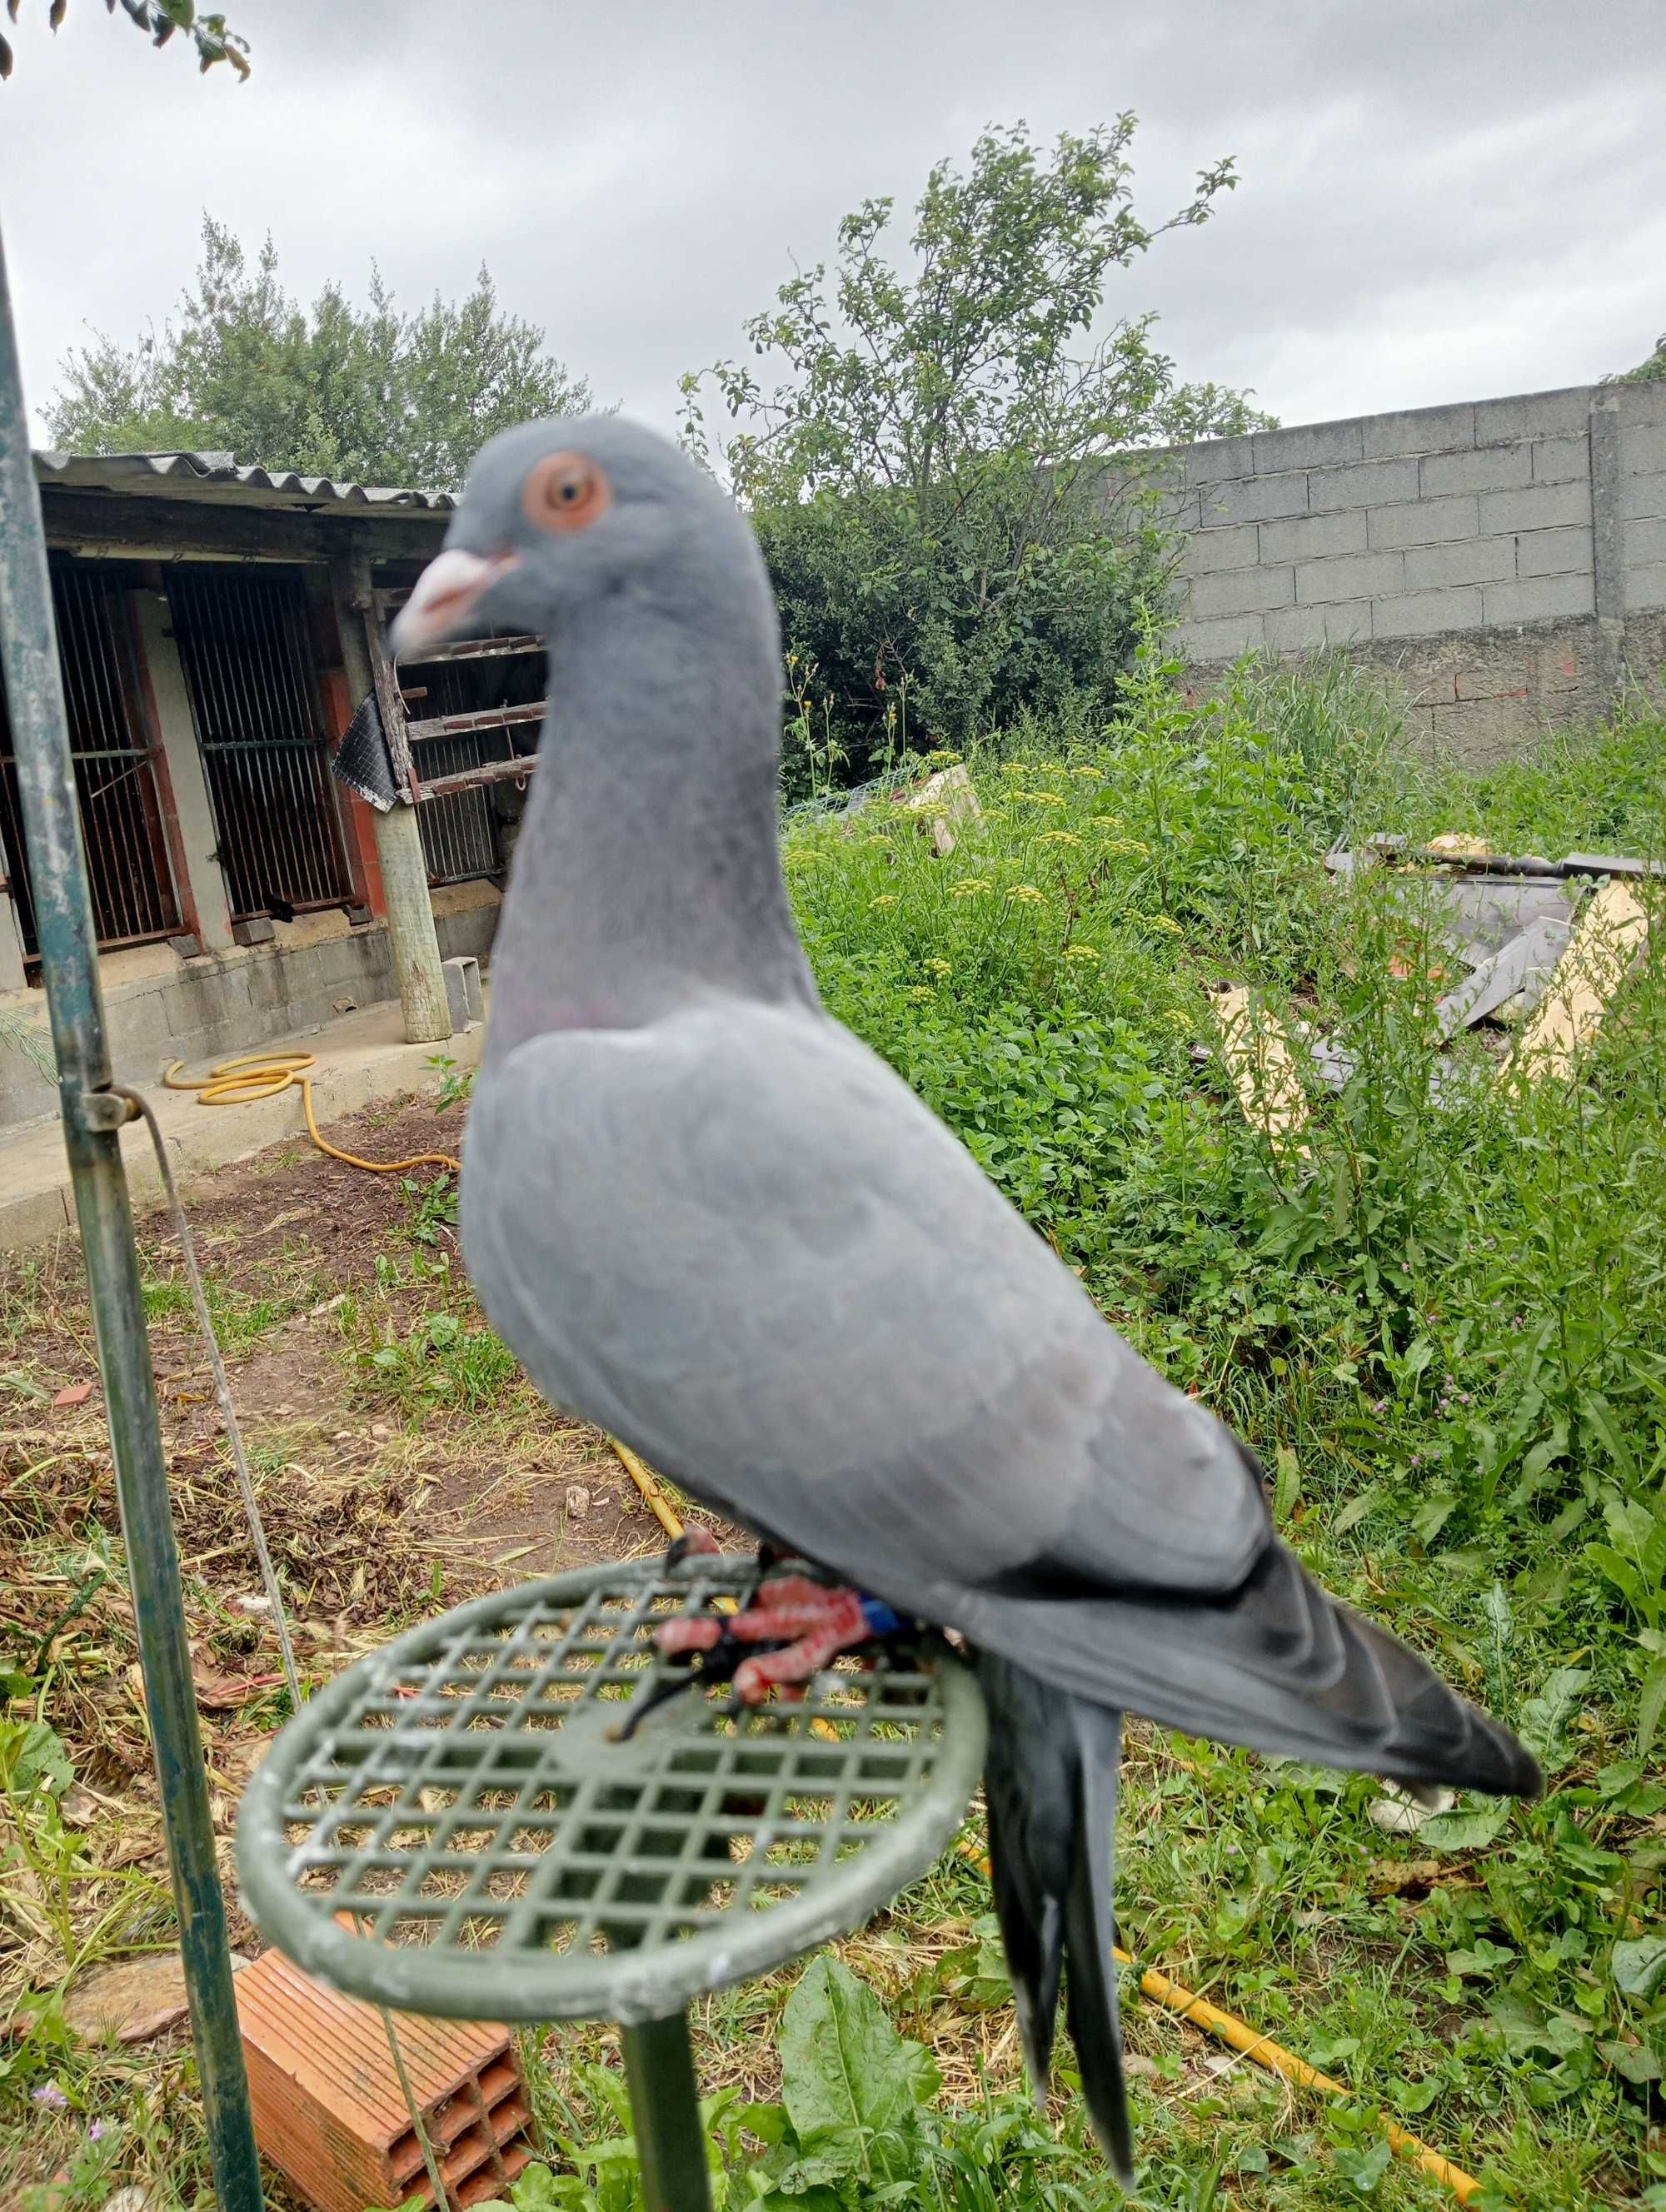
392, 417, 1539, 2182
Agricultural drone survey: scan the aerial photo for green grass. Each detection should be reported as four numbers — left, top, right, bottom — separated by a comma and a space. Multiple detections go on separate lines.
4, 647, 1664, 2209
771, 637, 1665, 2209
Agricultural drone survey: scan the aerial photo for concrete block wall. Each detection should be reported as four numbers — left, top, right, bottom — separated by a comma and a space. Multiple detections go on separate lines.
1151, 380, 1666, 760
0, 881, 501, 1133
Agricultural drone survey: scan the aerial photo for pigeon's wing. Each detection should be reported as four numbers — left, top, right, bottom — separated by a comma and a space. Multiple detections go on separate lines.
463, 999, 1267, 1604
464, 999, 1539, 1799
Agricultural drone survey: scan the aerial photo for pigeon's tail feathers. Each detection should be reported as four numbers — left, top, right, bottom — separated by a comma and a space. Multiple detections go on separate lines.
1063, 1696, 1133, 2184
977, 1656, 1134, 2187
969, 1535, 1539, 1804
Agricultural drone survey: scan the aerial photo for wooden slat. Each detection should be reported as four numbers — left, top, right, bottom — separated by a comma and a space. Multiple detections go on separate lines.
415, 756, 540, 801
1211, 985, 1311, 1159
1509, 879, 1649, 1083
405, 701, 546, 743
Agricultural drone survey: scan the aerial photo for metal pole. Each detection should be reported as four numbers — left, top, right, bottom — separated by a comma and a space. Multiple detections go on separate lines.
0, 220, 263, 2209
621, 2012, 713, 2212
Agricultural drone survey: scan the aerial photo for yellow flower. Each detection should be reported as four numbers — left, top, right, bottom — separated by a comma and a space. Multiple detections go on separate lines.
924, 958, 952, 976
1018, 789, 1066, 808
1099, 836, 1150, 859
1061, 943, 1100, 962
1036, 830, 1082, 847
949, 879, 991, 899
863, 834, 894, 848
1136, 913, 1181, 935
1009, 884, 1046, 904
924, 749, 963, 768
906, 985, 933, 1000
999, 761, 1028, 779
1165, 1008, 1193, 1029
1072, 765, 1103, 780
869, 894, 898, 910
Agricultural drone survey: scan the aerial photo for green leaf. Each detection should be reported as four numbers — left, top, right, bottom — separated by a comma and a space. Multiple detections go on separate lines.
1611, 1934, 1666, 1999
1517, 1667, 1591, 1772
776, 1957, 939, 2182
1273, 1445, 1301, 1522
1599, 2037, 1664, 2085
0, 1719, 73, 1800
1419, 1798, 1512, 1854
1639, 1655, 1666, 1761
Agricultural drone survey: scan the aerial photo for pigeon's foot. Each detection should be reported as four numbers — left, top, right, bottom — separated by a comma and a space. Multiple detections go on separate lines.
655, 1576, 900, 1704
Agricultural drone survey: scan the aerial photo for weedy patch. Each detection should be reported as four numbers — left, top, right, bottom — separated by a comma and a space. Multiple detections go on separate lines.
2, 667, 1664, 2208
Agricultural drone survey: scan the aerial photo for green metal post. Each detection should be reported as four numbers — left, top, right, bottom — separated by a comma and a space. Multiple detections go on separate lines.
621, 2012, 713, 2212
0, 220, 263, 2209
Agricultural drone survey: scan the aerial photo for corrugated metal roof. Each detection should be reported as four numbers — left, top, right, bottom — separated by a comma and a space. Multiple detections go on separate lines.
33, 449, 455, 515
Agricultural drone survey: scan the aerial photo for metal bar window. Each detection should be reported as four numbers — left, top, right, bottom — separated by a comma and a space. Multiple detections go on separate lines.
0, 563, 182, 959
167, 565, 352, 922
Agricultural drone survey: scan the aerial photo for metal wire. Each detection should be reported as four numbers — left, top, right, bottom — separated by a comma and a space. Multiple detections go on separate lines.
402, 645, 543, 887
112, 1083, 302, 1714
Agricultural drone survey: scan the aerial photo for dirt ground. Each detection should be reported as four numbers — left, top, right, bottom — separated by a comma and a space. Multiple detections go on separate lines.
0, 1085, 730, 2176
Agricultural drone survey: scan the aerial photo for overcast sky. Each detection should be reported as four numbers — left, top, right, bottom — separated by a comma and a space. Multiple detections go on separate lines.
2, 1, 1663, 461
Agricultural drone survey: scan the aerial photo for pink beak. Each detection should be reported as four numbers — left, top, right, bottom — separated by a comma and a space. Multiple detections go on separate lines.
391, 547, 518, 659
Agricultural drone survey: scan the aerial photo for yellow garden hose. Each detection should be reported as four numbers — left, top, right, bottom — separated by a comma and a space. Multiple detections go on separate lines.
162, 1053, 461, 1178
954, 1833, 1484, 2205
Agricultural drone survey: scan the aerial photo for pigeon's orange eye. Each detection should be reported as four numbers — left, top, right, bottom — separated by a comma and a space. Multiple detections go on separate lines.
524, 451, 611, 532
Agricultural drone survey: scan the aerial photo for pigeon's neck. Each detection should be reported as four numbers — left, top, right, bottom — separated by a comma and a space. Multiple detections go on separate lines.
484, 575, 814, 1055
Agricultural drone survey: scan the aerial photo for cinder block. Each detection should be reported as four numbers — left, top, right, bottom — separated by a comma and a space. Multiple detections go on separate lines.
1479, 481, 1590, 535
1419, 446, 1532, 497
1367, 496, 1480, 550
1429, 695, 1533, 767
1178, 612, 1265, 659
1617, 381, 1666, 431
1180, 522, 1260, 575
1472, 387, 1593, 444
1621, 422, 1666, 473
1188, 564, 1295, 617
1361, 402, 1476, 459
1257, 509, 1367, 563
1183, 434, 1259, 485
1625, 515, 1666, 567
1515, 524, 1593, 577
1306, 456, 1419, 512
1294, 551, 1404, 603
1262, 605, 1329, 651
1628, 560, 1666, 610
1482, 573, 1594, 625
1252, 419, 1364, 474
1372, 587, 1484, 638
1531, 435, 1590, 485
1402, 537, 1518, 590
1621, 470, 1666, 521
101, 987, 171, 1069
1454, 661, 1529, 700
1197, 474, 1309, 527
442, 954, 481, 1029
1320, 600, 1374, 643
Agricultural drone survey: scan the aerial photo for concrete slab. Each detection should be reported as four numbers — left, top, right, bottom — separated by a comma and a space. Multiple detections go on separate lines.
0, 996, 486, 1254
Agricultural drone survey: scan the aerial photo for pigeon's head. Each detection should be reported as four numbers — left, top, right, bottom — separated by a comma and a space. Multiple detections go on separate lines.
392, 416, 726, 659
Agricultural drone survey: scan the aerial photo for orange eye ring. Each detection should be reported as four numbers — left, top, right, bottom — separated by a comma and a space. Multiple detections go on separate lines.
523, 451, 611, 533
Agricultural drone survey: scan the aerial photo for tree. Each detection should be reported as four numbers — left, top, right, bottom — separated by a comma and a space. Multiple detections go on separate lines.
681, 118, 1269, 773
1, 0, 248, 82
1609, 331, 1666, 384
46, 217, 597, 490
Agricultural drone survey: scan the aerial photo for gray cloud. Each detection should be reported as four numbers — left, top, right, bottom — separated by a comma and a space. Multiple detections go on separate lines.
2, 0, 1661, 457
